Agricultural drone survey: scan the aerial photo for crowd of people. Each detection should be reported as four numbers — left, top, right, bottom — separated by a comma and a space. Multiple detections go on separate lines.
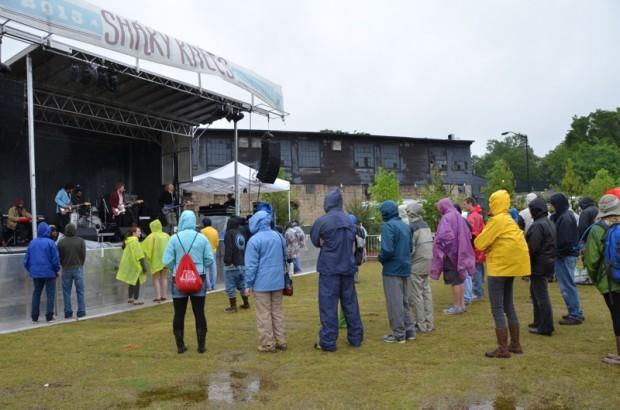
20, 187, 620, 366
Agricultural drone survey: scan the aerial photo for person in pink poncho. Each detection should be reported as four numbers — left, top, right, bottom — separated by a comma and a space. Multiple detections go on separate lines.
431, 198, 476, 315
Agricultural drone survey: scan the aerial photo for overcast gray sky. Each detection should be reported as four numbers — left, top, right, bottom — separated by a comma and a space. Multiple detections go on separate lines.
3, 0, 619, 156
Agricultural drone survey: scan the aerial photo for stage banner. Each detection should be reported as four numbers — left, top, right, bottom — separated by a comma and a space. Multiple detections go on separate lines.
0, 0, 284, 112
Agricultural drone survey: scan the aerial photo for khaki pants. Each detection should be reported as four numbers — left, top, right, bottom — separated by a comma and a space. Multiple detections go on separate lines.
407, 259, 434, 332
254, 291, 286, 348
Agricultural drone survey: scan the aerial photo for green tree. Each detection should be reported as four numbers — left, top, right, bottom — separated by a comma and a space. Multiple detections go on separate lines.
582, 169, 617, 201
473, 135, 542, 191
420, 170, 448, 231
484, 159, 515, 196
368, 167, 401, 203
558, 158, 583, 197
345, 198, 381, 235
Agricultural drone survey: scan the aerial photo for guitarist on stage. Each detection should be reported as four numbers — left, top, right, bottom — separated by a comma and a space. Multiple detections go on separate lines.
159, 183, 178, 230
55, 183, 74, 231
110, 181, 132, 227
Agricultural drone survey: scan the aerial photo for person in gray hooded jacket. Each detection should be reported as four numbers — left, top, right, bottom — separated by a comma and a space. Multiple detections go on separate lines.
406, 202, 434, 333
57, 223, 86, 319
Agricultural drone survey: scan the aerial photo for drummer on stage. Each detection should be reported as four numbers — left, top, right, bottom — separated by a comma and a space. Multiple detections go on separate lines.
7, 197, 32, 244
55, 183, 74, 231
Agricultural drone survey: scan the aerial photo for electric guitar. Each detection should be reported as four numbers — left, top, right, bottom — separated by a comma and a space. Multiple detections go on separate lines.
59, 202, 91, 215
112, 200, 144, 217
162, 200, 193, 216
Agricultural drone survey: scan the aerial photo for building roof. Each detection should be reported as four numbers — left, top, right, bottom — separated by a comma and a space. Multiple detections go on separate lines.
204, 128, 474, 145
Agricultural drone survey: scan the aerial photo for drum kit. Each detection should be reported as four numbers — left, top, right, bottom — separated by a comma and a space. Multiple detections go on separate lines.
71, 205, 102, 230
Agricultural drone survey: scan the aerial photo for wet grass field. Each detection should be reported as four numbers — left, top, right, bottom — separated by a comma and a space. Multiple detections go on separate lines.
1, 262, 619, 409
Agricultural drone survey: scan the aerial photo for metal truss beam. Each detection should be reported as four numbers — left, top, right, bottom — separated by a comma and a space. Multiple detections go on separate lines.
35, 108, 160, 142
34, 89, 193, 137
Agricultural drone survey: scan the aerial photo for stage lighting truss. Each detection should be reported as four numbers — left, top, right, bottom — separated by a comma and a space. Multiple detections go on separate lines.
34, 89, 193, 140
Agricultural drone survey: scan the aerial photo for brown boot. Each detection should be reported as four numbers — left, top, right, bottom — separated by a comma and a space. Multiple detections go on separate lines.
485, 328, 511, 358
508, 324, 523, 354
225, 297, 237, 313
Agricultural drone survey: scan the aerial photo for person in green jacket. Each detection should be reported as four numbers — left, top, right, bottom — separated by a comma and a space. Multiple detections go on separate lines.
143, 220, 170, 302
116, 227, 150, 305
584, 194, 620, 366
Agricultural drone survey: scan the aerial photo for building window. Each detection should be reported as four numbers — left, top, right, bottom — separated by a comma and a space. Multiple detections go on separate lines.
306, 184, 315, 194
206, 138, 231, 170
354, 144, 374, 169
380, 144, 399, 169
238, 137, 249, 148
430, 148, 448, 172
332, 140, 342, 151
280, 140, 292, 169
251, 138, 262, 148
298, 140, 321, 168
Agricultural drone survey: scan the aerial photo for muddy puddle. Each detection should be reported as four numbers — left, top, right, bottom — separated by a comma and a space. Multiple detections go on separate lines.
466, 396, 524, 410
133, 370, 267, 407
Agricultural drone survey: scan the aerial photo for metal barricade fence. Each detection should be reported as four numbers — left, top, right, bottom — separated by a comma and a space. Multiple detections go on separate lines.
365, 235, 380, 258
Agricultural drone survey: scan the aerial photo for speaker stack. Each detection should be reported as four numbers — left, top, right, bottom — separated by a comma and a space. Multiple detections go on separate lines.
256, 133, 281, 184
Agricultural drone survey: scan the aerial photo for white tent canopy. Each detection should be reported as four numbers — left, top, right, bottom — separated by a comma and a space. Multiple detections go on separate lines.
181, 162, 290, 194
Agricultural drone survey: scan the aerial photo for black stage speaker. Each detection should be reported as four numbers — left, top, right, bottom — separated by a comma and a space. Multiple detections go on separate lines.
76, 227, 98, 242
256, 140, 281, 184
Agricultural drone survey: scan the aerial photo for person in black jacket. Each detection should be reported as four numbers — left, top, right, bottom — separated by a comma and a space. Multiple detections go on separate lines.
223, 217, 249, 312
577, 197, 599, 239
57, 223, 87, 319
549, 192, 583, 325
526, 198, 556, 336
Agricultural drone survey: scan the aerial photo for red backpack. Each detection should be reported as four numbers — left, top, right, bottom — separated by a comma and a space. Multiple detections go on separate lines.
174, 233, 203, 294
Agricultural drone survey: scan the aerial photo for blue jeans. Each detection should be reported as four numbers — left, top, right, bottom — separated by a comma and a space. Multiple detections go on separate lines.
464, 276, 473, 303
555, 256, 583, 321
207, 259, 218, 290
62, 267, 86, 318
292, 257, 302, 274
32, 277, 56, 322
473, 263, 485, 298
224, 266, 245, 298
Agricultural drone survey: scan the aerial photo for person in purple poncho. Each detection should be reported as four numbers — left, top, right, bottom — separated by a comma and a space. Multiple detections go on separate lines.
431, 198, 476, 315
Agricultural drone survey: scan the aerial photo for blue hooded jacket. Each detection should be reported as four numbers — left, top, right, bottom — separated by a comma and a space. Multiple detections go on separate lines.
378, 201, 412, 277
163, 211, 214, 276
310, 190, 357, 276
244, 211, 287, 292
23, 222, 60, 279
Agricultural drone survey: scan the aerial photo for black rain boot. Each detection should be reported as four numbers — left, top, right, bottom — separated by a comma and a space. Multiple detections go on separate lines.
174, 329, 187, 354
225, 297, 237, 313
240, 295, 250, 309
197, 328, 207, 354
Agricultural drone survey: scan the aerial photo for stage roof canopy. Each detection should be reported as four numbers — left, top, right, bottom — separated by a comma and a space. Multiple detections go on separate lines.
4, 41, 273, 140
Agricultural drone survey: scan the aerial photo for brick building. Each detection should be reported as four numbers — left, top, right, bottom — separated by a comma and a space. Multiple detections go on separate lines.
188, 129, 483, 224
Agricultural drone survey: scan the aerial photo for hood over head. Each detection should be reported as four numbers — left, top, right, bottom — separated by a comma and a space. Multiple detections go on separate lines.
37, 222, 51, 238
178, 210, 197, 232
64, 223, 77, 237
348, 214, 358, 225
578, 197, 595, 211
526, 192, 537, 206
398, 204, 408, 221
380, 200, 399, 221
149, 219, 163, 233
249, 210, 271, 233
406, 202, 424, 219
226, 216, 241, 231
528, 197, 548, 220
324, 190, 343, 213
509, 207, 519, 222
489, 190, 510, 216
436, 198, 455, 215
549, 192, 569, 215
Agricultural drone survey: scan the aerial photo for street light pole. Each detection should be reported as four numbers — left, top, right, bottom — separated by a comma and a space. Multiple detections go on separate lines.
502, 131, 530, 192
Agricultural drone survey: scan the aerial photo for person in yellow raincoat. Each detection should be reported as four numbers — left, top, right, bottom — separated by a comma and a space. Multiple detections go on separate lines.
116, 227, 150, 305
474, 189, 531, 359
143, 220, 170, 302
